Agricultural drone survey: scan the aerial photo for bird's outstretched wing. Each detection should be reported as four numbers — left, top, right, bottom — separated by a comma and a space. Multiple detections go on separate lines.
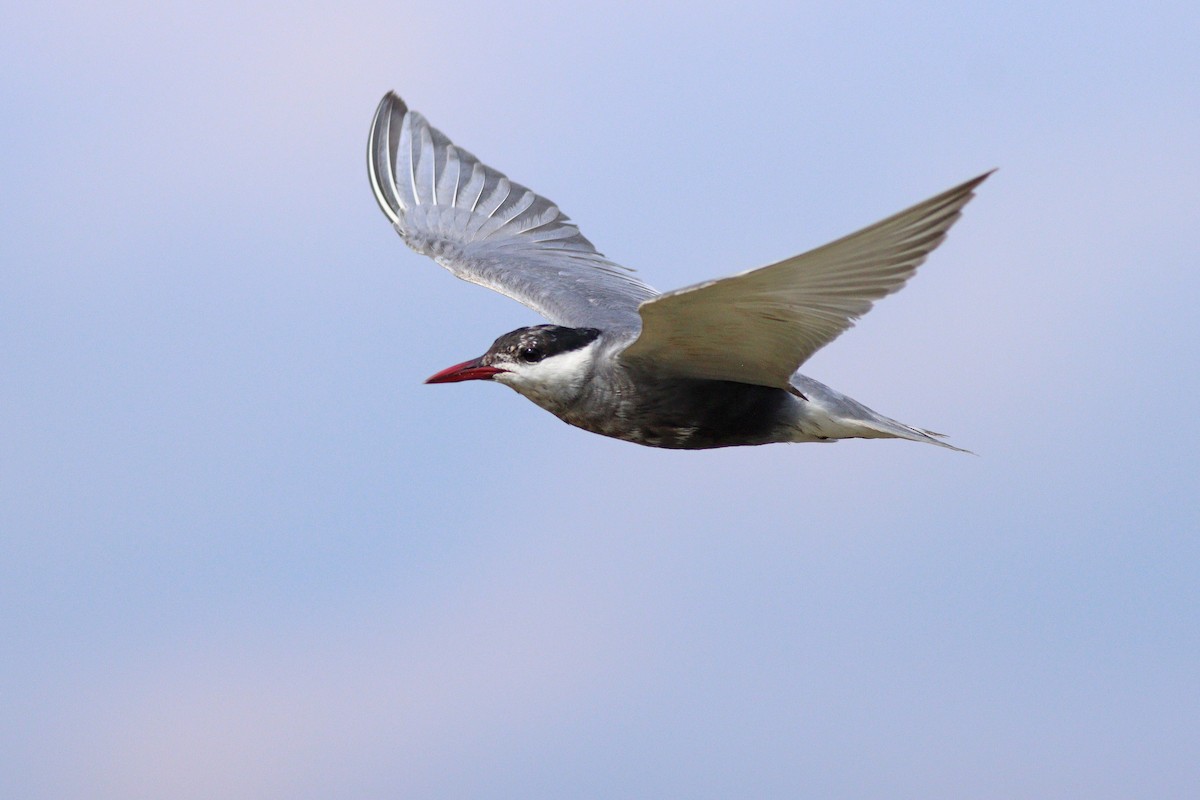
368, 92, 657, 330
619, 172, 992, 387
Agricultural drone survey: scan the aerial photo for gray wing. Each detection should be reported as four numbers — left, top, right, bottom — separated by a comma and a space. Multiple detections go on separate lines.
368, 92, 657, 330
619, 172, 992, 387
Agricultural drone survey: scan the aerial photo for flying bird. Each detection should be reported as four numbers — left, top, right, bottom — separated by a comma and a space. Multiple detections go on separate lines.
368, 92, 989, 450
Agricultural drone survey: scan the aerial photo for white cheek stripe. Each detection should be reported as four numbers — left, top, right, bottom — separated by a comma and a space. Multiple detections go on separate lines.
496, 340, 599, 400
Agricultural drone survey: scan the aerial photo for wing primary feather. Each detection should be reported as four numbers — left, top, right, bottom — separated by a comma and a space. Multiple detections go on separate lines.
463, 162, 486, 212
446, 146, 461, 207
429, 135, 438, 206
414, 124, 436, 206
396, 109, 419, 209
367, 94, 403, 224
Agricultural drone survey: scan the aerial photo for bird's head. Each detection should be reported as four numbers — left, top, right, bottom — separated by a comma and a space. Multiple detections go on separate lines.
425, 325, 603, 408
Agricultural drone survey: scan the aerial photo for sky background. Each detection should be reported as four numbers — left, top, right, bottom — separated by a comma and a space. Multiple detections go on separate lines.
3, 1, 1198, 797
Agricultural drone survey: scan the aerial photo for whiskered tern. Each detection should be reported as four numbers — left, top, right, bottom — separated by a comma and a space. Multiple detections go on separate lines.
368, 92, 989, 450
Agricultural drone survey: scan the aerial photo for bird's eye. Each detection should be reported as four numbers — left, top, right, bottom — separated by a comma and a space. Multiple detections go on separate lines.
518, 345, 544, 363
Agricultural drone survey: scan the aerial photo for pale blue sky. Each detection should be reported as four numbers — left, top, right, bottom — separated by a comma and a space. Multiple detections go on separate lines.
3, 1, 1197, 797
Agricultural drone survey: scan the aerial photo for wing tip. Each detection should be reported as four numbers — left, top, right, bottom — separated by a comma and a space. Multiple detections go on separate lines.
956, 167, 997, 199
368, 91, 412, 225
378, 90, 408, 118
940, 167, 997, 204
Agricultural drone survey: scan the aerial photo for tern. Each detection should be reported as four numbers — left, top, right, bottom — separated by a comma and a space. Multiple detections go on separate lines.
368, 92, 989, 450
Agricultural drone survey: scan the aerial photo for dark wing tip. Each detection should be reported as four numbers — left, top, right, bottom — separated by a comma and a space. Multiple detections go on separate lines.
943, 168, 996, 202
966, 168, 997, 191
378, 90, 408, 117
